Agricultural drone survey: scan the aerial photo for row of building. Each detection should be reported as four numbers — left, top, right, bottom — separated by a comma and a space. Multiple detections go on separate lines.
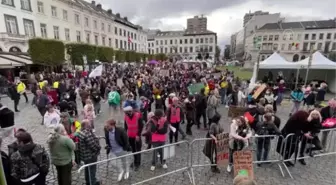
230, 10, 336, 64
0, 0, 217, 62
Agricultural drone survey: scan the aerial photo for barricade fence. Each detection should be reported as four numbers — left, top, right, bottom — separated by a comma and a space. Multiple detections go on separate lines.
43, 128, 335, 185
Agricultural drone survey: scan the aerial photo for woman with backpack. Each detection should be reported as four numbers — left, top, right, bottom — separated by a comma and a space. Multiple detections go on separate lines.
227, 116, 252, 173
255, 113, 281, 166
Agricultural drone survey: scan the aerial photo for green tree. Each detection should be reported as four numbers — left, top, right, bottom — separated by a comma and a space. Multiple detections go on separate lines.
215, 45, 221, 60
29, 38, 65, 66
66, 43, 97, 65
97, 47, 114, 63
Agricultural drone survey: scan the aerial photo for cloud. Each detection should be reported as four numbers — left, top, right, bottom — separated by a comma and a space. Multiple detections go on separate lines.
88, 0, 336, 48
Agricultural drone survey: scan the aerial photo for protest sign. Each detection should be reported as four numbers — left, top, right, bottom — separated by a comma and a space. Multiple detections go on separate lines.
160, 69, 170, 77
252, 84, 267, 99
188, 83, 205, 95
228, 106, 246, 118
216, 133, 230, 167
233, 150, 254, 179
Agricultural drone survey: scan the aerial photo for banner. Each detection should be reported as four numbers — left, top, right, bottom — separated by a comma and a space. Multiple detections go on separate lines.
252, 84, 267, 99
89, 65, 103, 78
188, 83, 205, 95
216, 133, 230, 167
233, 150, 254, 179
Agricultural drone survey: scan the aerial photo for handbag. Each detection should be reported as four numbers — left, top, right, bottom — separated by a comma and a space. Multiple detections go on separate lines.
322, 118, 336, 128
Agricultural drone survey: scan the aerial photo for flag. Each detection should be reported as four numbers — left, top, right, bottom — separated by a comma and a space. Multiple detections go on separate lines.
89, 65, 103, 78
128, 36, 132, 43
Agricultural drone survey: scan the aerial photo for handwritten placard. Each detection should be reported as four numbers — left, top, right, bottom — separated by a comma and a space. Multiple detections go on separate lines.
216, 133, 230, 167
233, 150, 254, 179
252, 84, 267, 99
228, 106, 246, 118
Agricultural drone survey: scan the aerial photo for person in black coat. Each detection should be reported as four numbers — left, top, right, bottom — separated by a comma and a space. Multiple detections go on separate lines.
7, 82, 20, 112
1, 138, 13, 184
320, 99, 336, 149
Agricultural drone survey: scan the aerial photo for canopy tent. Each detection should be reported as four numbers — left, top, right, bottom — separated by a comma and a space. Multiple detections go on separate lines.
259, 52, 298, 69
296, 51, 336, 69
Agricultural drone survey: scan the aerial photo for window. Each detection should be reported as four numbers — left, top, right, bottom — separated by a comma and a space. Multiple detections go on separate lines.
263, 35, 268, 41
120, 40, 123, 49
53, 26, 59, 39
269, 35, 273, 41
180, 39, 182, 44
196, 38, 199, 44
310, 42, 316, 50
273, 43, 278, 50
86, 33, 90, 43
84, 17, 89, 27
319, 33, 324, 40
102, 36, 105, 46
312, 34, 316, 40
64, 28, 70, 41
209, 37, 213, 43
209, 46, 213, 52
317, 43, 323, 50
40, 24, 47, 38
76, 31, 81, 42
37, 1, 44, 13
62, 10, 67, 20
130, 33, 133, 39
23, 19, 34, 37
123, 30, 126, 37
327, 33, 331, 39
94, 35, 98, 45
94, 20, 97, 29
297, 34, 301, 40
184, 47, 188, 53
190, 47, 193, 53
134, 34, 137, 40
271, 35, 278, 41
175, 39, 177, 44
160, 40, 163, 45
119, 28, 122, 36
101, 23, 104, 31
288, 43, 292, 50
164, 40, 167, 45
332, 42, 336, 50
115, 39, 118, 48
156, 48, 159, 54
75, 14, 80, 25
108, 25, 111, 32
114, 27, 118, 34
334, 33, 336, 40
51, 6, 57, 17
170, 40, 173, 45
164, 48, 167, 53
200, 38, 203, 44
2, 0, 14, 6
281, 44, 285, 50
304, 34, 309, 40
4, 15, 18, 35
190, 38, 193, 44
21, 0, 31, 11
179, 47, 182, 53
303, 42, 309, 51
184, 39, 188, 44
283, 34, 287, 40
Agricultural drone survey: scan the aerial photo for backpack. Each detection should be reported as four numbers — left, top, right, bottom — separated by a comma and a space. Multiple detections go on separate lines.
256, 124, 270, 136
108, 91, 120, 105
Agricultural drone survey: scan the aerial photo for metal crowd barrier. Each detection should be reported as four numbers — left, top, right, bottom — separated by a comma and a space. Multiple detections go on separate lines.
77, 140, 192, 185
279, 128, 336, 179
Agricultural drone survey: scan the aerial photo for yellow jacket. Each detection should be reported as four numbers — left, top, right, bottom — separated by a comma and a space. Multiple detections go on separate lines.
205, 84, 210, 96
17, 82, 26, 93
39, 82, 45, 89
53, 81, 59, 89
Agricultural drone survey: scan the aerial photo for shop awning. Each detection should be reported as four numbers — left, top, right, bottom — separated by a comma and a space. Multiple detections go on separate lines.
0, 54, 33, 65
0, 57, 24, 68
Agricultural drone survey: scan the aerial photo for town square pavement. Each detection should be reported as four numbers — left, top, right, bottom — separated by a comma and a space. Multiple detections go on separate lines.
0, 90, 335, 185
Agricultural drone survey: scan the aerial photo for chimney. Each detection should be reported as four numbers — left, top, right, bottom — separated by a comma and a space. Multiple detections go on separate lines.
124, 17, 128, 21
96, 4, 102, 9
91, 1, 95, 5
116, 13, 120, 18
107, 9, 112, 14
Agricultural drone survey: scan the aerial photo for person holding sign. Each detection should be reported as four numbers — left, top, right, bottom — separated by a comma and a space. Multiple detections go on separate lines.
227, 117, 252, 173
203, 113, 223, 173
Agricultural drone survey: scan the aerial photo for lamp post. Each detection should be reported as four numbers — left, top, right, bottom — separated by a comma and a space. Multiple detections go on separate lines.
304, 46, 314, 86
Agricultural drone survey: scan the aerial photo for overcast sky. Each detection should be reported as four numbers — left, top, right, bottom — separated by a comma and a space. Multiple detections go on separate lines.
90, 0, 336, 49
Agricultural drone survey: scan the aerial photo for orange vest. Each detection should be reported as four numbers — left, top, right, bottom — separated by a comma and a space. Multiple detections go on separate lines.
151, 117, 167, 142
170, 106, 181, 124
125, 112, 141, 138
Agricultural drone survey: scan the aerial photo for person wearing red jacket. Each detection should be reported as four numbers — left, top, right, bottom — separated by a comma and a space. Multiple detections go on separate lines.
166, 97, 184, 143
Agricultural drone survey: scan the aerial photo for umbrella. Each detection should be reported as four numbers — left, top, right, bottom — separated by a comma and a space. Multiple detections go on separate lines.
148, 60, 159, 65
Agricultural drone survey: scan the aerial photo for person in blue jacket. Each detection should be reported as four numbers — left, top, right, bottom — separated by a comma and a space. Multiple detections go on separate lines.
290, 87, 304, 116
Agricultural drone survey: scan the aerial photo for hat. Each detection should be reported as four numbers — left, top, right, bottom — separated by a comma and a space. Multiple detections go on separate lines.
123, 106, 133, 111
169, 93, 176, 97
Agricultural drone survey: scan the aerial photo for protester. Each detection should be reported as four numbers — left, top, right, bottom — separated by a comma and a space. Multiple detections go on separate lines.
0, 103, 15, 143
184, 95, 196, 135
142, 112, 155, 149
16, 80, 28, 103
167, 97, 184, 143
195, 88, 208, 129
43, 104, 61, 129
8, 128, 27, 156
233, 175, 257, 185
207, 89, 221, 126
48, 124, 76, 185
77, 119, 101, 185
8, 81, 20, 112
10, 131, 50, 185
34, 89, 50, 125
104, 119, 130, 181
123, 106, 144, 171
290, 87, 304, 116
1, 137, 13, 184
320, 98, 336, 150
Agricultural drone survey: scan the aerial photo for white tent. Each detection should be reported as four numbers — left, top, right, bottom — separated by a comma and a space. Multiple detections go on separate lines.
259, 52, 298, 69
296, 51, 336, 69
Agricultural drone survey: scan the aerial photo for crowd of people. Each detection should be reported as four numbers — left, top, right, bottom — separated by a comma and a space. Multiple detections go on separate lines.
0, 62, 335, 185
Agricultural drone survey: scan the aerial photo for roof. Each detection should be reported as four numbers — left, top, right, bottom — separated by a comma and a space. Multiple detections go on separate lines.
154, 30, 216, 37
259, 19, 336, 30
75, 0, 139, 30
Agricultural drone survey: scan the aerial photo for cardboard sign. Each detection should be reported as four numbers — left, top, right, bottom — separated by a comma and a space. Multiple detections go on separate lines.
216, 133, 230, 167
160, 69, 170, 77
252, 84, 267, 99
228, 106, 246, 118
188, 83, 205, 95
233, 150, 254, 179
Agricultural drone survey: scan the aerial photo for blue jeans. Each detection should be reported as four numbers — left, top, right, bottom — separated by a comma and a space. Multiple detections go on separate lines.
277, 93, 283, 105
84, 157, 98, 185
219, 88, 227, 104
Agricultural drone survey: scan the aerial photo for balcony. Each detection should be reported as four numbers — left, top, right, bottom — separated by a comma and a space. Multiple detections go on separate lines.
0, 33, 29, 43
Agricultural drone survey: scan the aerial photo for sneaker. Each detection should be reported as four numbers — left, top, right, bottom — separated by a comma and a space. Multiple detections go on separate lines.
162, 164, 168, 169
124, 172, 129, 180
150, 166, 155, 171
226, 164, 232, 172
117, 171, 124, 182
